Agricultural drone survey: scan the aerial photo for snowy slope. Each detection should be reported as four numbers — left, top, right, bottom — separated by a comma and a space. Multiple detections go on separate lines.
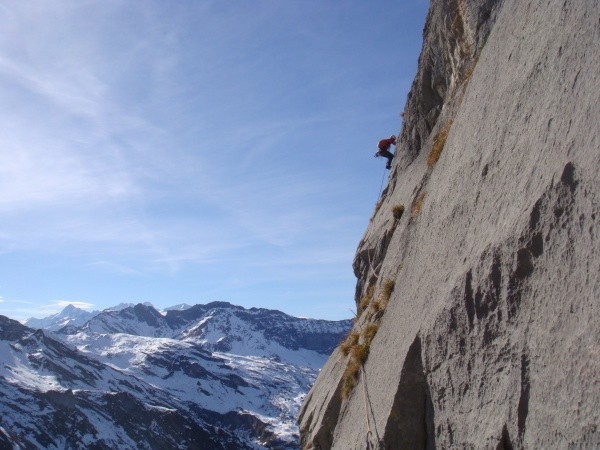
162, 303, 193, 312
0, 315, 251, 449
25, 304, 99, 332
1, 302, 351, 449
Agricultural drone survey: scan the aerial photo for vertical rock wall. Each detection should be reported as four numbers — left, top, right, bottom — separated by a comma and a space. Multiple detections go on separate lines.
299, 0, 599, 448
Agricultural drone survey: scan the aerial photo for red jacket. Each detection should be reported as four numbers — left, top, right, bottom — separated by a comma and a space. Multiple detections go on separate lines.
378, 137, 396, 151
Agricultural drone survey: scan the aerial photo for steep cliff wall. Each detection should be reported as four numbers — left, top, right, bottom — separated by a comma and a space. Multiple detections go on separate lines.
299, 0, 599, 448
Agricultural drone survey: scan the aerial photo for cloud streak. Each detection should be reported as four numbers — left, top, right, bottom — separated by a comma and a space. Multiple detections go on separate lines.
0, 1, 429, 320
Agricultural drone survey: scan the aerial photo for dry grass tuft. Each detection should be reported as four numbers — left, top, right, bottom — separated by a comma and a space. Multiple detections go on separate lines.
357, 293, 372, 315
374, 279, 395, 311
341, 342, 370, 399
428, 119, 453, 167
372, 298, 384, 313
392, 204, 405, 221
411, 191, 427, 217
363, 324, 379, 347
339, 331, 360, 356
382, 279, 395, 301
341, 357, 362, 399
340, 326, 381, 399
340, 279, 392, 399
351, 343, 369, 365
358, 281, 376, 315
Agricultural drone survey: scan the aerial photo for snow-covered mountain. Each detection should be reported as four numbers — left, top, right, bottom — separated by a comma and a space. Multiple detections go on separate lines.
23, 301, 190, 333
24, 304, 99, 332
162, 303, 193, 312
1, 302, 351, 449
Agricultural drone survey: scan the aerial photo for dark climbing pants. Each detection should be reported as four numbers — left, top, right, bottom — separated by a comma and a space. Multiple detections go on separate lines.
378, 149, 394, 169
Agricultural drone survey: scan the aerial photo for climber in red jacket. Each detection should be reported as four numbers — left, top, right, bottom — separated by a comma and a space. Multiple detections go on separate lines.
375, 135, 396, 169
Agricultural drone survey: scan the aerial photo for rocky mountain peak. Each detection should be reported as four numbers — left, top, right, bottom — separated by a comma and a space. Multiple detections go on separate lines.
25, 304, 99, 332
0, 315, 29, 341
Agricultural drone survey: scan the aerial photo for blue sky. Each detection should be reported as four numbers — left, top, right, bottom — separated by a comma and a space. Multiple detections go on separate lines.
0, 1, 429, 322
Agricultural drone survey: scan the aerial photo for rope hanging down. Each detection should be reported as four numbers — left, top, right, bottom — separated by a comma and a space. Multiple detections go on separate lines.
376, 164, 388, 200
363, 166, 388, 281
360, 365, 383, 449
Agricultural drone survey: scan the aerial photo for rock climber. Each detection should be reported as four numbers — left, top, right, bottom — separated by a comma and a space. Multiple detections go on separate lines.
375, 135, 396, 169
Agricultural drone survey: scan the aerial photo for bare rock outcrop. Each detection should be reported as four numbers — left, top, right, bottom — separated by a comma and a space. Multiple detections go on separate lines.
299, 0, 599, 448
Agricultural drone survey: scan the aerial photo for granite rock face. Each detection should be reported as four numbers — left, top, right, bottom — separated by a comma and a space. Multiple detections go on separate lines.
299, 0, 599, 448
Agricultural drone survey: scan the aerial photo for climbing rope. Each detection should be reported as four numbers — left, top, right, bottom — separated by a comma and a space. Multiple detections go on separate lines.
367, 250, 382, 280
360, 364, 383, 449
366, 164, 389, 278
376, 164, 388, 201
360, 364, 373, 443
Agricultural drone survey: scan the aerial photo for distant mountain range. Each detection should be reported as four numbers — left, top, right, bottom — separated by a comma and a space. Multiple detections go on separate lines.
24, 303, 100, 331
1, 302, 351, 449
23, 302, 161, 331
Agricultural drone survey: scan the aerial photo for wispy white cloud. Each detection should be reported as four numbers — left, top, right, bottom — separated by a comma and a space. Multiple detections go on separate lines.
0, 3, 180, 264
0, 0, 428, 321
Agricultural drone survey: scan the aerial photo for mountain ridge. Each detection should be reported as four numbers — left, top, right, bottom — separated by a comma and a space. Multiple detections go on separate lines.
2, 302, 351, 448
